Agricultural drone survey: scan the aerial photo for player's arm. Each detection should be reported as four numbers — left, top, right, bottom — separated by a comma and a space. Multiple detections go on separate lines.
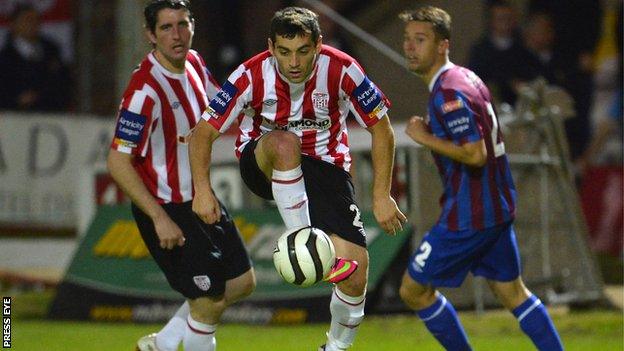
107, 150, 184, 249
367, 116, 408, 235
190, 65, 251, 224
405, 116, 487, 167
189, 119, 222, 224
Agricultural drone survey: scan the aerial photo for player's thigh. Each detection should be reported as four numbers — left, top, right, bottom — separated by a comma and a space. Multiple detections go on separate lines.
472, 222, 521, 283
132, 202, 228, 299
239, 139, 273, 200
253, 135, 275, 179
406, 224, 495, 288
224, 268, 256, 305
302, 156, 367, 248
211, 203, 254, 281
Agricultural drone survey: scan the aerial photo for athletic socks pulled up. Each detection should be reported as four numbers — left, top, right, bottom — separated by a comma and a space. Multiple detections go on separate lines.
183, 315, 216, 351
512, 295, 563, 351
417, 293, 472, 351
324, 287, 366, 350
272, 166, 311, 229
155, 301, 189, 351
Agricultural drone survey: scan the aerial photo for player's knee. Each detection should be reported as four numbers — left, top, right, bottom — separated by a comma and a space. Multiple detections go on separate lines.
238, 274, 256, 300
488, 278, 530, 310
399, 283, 417, 308
265, 131, 301, 163
399, 282, 433, 310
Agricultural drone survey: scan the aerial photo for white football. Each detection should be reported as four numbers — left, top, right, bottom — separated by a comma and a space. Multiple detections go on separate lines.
273, 226, 336, 287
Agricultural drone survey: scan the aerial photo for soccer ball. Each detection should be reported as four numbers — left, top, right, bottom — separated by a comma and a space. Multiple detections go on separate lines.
273, 226, 336, 287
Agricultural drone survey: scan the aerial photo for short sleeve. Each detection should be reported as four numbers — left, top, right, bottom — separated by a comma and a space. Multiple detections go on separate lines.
202, 64, 251, 133
341, 62, 391, 128
110, 90, 157, 156
433, 90, 481, 144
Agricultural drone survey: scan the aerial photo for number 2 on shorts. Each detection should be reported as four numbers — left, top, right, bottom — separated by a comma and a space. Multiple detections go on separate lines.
415, 241, 432, 268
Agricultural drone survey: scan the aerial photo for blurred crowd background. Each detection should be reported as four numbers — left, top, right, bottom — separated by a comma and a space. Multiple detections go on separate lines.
0, 0, 621, 279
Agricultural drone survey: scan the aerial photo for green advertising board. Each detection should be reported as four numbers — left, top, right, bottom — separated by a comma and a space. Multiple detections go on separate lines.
50, 205, 412, 324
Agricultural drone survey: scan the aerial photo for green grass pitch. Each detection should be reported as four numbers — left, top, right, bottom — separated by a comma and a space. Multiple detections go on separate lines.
9, 310, 623, 350
6, 290, 623, 350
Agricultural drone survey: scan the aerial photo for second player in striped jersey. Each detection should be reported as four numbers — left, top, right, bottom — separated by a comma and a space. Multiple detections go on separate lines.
190, 7, 406, 351
107, 1, 255, 350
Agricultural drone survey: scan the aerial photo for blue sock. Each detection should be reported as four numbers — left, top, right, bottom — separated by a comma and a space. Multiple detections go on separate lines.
512, 295, 563, 351
417, 294, 472, 351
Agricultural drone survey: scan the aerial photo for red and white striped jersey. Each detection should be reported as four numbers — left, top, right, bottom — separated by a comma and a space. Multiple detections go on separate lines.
110, 50, 220, 203
202, 45, 391, 172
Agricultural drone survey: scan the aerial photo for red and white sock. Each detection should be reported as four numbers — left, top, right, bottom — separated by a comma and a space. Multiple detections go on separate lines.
183, 315, 216, 351
272, 166, 311, 229
326, 287, 366, 350
155, 301, 189, 351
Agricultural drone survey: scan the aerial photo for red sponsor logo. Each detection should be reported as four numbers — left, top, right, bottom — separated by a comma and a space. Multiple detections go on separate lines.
441, 99, 464, 113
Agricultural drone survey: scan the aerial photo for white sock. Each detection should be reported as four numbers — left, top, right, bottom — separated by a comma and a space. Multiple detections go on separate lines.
183, 315, 217, 351
155, 302, 189, 351
326, 287, 366, 350
272, 166, 311, 229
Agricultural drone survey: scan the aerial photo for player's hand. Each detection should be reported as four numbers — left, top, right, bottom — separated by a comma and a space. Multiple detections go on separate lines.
192, 187, 222, 224
153, 214, 185, 250
373, 196, 407, 236
405, 116, 429, 145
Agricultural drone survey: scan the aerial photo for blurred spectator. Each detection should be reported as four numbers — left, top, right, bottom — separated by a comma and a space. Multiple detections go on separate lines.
468, 0, 524, 105
577, 1, 623, 175
0, 4, 70, 112
528, 0, 602, 160
577, 2, 622, 271
577, 92, 623, 175
510, 11, 597, 161
511, 12, 562, 85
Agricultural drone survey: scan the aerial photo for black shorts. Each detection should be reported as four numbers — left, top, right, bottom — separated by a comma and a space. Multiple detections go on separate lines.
132, 201, 252, 299
239, 139, 367, 248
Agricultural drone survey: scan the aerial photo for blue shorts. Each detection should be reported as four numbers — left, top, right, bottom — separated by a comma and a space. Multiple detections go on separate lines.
407, 221, 521, 287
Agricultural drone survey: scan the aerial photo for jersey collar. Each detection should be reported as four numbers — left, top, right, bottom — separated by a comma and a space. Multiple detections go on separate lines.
428, 61, 455, 92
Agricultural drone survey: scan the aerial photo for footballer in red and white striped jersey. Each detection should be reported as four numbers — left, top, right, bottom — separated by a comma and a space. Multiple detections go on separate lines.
110, 49, 220, 203
202, 45, 391, 172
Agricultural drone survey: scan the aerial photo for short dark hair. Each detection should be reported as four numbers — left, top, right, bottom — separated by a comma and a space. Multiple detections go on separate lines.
144, 0, 193, 33
270, 7, 321, 43
399, 6, 451, 41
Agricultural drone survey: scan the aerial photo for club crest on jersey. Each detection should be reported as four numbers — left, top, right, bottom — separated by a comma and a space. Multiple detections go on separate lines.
193, 275, 211, 291
441, 99, 464, 113
312, 91, 329, 110
177, 131, 192, 144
